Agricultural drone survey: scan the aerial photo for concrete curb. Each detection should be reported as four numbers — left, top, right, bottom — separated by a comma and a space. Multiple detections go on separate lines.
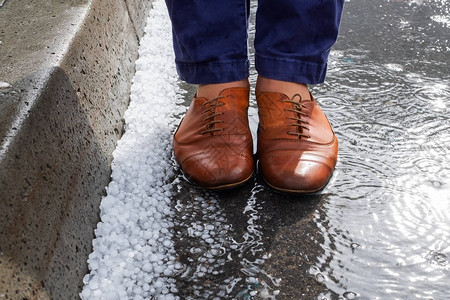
0, 0, 152, 298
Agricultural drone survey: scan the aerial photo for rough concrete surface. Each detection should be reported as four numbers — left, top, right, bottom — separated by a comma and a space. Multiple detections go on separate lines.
0, 0, 152, 298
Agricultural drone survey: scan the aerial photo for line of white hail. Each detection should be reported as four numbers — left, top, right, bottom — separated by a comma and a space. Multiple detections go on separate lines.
81, 0, 184, 299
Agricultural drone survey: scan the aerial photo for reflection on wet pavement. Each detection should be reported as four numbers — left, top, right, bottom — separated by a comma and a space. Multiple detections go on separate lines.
172, 178, 333, 299
170, 0, 450, 298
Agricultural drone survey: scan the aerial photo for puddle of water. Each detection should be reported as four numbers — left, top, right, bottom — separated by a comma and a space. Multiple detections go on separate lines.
313, 57, 450, 298
169, 0, 450, 299
307, 1, 450, 298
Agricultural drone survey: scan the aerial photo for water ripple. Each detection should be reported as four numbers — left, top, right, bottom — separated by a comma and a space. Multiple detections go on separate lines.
312, 64, 450, 298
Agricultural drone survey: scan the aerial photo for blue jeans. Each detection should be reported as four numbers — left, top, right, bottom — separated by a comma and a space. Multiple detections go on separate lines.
165, 0, 344, 84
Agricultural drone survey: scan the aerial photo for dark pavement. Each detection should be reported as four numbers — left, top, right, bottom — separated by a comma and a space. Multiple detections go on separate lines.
170, 0, 450, 298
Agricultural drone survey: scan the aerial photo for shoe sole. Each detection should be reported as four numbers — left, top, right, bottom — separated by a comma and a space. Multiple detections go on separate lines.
182, 171, 254, 191
256, 159, 331, 194
261, 174, 330, 194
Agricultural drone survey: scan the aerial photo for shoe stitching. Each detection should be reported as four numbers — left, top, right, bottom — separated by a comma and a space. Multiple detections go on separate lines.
262, 152, 336, 170
174, 133, 253, 145
260, 135, 337, 147
181, 149, 253, 165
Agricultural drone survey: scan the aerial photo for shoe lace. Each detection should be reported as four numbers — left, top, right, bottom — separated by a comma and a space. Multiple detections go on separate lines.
200, 95, 226, 135
283, 94, 311, 139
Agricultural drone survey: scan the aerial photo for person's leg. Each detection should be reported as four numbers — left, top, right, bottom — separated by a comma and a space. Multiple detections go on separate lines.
254, 0, 344, 87
166, 0, 254, 189
197, 79, 249, 100
165, 0, 250, 85
254, 0, 344, 193
256, 77, 309, 102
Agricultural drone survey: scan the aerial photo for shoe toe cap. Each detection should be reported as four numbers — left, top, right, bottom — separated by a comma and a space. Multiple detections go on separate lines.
182, 152, 254, 189
260, 152, 334, 193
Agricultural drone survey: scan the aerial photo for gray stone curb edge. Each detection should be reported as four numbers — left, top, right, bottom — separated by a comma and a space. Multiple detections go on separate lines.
0, 0, 153, 298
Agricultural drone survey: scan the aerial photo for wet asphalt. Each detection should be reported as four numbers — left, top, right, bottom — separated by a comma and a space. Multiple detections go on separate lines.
169, 0, 450, 299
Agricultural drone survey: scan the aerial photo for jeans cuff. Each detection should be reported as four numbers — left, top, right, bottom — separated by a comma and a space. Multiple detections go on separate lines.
176, 59, 250, 84
255, 54, 327, 84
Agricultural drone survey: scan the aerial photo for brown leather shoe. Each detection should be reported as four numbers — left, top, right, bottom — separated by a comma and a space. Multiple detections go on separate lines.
173, 88, 254, 189
256, 91, 338, 193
